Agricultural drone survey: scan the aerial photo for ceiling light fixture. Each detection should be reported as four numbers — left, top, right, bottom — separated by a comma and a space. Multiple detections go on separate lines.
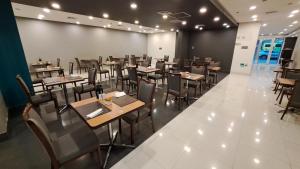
51, 3, 61, 9
253, 18, 258, 21
162, 14, 168, 19
182, 21, 187, 25
284, 28, 288, 31
288, 14, 295, 18
223, 23, 228, 26
249, 5, 257, 11
134, 20, 139, 24
199, 7, 207, 14
291, 9, 299, 14
88, 16, 94, 20
103, 13, 109, 18
130, 3, 138, 9
37, 14, 45, 20
262, 23, 267, 27
43, 8, 50, 13
128, 27, 131, 31
195, 25, 199, 29
293, 20, 298, 24
176, 29, 179, 32
213, 17, 220, 22
226, 25, 230, 28
103, 25, 107, 28
170, 28, 174, 31
118, 21, 122, 25
155, 25, 160, 28
139, 25, 143, 29
251, 15, 258, 19
107, 24, 111, 28
76, 21, 80, 24
289, 24, 294, 27
199, 27, 203, 30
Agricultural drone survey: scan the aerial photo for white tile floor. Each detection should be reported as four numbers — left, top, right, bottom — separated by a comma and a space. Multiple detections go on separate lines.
111, 65, 300, 169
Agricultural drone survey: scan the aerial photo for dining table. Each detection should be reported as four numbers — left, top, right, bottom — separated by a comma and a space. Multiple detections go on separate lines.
70, 91, 145, 168
103, 61, 119, 77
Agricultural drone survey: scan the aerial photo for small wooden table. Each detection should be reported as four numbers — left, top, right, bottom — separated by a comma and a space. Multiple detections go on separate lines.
180, 72, 205, 81
31, 62, 52, 68
43, 75, 84, 113
71, 92, 145, 168
104, 61, 119, 77
31, 67, 64, 77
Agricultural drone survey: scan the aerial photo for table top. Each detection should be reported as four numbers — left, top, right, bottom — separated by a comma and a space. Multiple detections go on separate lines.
31, 62, 52, 66
208, 66, 221, 71
180, 72, 205, 81
71, 91, 145, 128
31, 67, 63, 73
165, 62, 178, 65
104, 61, 119, 65
137, 66, 160, 73
277, 77, 296, 86
43, 75, 84, 86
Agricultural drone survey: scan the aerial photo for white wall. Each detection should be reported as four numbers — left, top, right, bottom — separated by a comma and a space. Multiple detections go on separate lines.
16, 17, 148, 69
230, 22, 261, 74
292, 37, 300, 68
147, 32, 176, 65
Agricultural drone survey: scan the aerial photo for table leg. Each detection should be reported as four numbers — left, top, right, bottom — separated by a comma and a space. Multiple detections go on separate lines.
59, 83, 70, 113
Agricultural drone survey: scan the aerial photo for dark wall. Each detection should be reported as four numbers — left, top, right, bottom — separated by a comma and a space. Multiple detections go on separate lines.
187, 28, 238, 72
175, 31, 190, 67
0, 0, 32, 113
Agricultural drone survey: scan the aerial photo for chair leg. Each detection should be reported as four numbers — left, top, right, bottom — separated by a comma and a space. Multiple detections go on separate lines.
281, 105, 290, 120
74, 91, 77, 101
118, 119, 122, 134
96, 147, 102, 168
53, 98, 59, 112
121, 80, 124, 91
150, 114, 155, 133
194, 87, 197, 97
90, 91, 93, 97
78, 94, 82, 101
279, 90, 285, 104
130, 123, 135, 144
179, 97, 182, 110
164, 92, 169, 105
276, 86, 283, 101
116, 79, 118, 89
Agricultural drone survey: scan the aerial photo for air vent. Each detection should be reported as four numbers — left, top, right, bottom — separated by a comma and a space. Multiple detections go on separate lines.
67, 16, 77, 20
169, 19, 182, 24
169, 12, 191, 19
265, 10, 278, 14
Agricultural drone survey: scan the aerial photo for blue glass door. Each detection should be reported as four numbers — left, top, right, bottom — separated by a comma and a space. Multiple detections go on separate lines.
269, 38, 284, 64
258, 39, 272, 64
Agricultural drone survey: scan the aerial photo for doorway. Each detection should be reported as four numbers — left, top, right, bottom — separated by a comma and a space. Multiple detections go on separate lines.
253, 37, 284, 65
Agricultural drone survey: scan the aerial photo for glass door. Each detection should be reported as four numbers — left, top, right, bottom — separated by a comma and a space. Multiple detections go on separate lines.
257, 39, 272, 64
269, 38, 284, 64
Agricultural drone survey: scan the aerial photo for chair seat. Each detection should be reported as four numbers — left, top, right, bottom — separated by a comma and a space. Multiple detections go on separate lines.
137, 72, 146, 77
73, 84, 95, 93
168, 88, 188, 97
122, 107, 151, 124
148, 74, 163, 80
53, 126, 99, 164
31, 93, 56, 105
32, 78, 43, 84
187, 81, 200, 88
118, 75, 129, 80
99, 69, 109, 74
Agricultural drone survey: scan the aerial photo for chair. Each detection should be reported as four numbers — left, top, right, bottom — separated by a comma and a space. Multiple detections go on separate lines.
208, 61, 221, 84
97, 56, 110, 81
148, 61, 165, 85
127, 67, 139, 94
125, 55, 129, 64
109, 56, 113, 62
56, 58, 60, 67
75, 58, 86, 74
119, 79, 156, 144
115, 63, 129, 90
164, 55, 169, 62
147, 57, 152, 67
130, 56, 137, 65
281, 81, 300, 120
142, 54, 147, 60
165, 73, 188, 110
22, 104, 102, 169
188, 66, 205, 96
183, 59, 192, 72
169, 58, 180, 73
69, 62, 74, 75
16, 75, 59, 111
73, 68, 97, 101
204, 57, 212, 62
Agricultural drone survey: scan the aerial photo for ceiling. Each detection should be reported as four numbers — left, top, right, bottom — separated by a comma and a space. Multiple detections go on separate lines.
11, 0, 236, 32
217, 0, 300, 36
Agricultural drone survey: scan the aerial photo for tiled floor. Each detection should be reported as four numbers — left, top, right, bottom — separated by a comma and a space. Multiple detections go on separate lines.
111, 65, 300, 169
0, 70, 227, 169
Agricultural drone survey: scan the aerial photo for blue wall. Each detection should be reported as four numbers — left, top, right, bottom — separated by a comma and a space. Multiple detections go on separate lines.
0, 0, 32, 111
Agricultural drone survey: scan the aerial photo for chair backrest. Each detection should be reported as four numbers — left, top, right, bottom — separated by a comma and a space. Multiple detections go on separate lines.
156, 61, 165, 74
191, 66, 205, 74
87, 68, 97, 84
115, 63, 123, 78
128, 67, 138, 83
125, 55, 129, 62
184, 59, 191, 66
89, 59, 100, 71
284, 69, 300, 80
23, 104, 57, 164
98, 56, 103, 65
16, 75, 32, 100
204, 57, 212, 62
75, 58, 81, 66
164, 55, 169, 62
56, 58, 60, 67
69, 62, 74, 75
141, 61, 149, 67
167, 73, 182, 93
210, 61, 220, 67
137, 79, 155, 108
130, 56, 137, 65
142, 54, 147, 60
289, 81, 300, 108
109, 56, 113, 62
147, 57, 152, 66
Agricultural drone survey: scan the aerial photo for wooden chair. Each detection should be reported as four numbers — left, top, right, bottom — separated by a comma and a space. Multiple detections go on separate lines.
164, 55, 169, 62
68, 62, 74, 75
127, 67, 139, 94
75, 58, 86, 74
16, 75, 59, 112
73, 68, 97, 101
119, 79, 156, 144
22, 104, 102, 169
188, 66, 205, 96
96, 57, 110, 81
281, 81, 300, 120
148, 61, 165, 85
165, 73, 189, 110
56, 58, 60, 67
115, 63, 129, 90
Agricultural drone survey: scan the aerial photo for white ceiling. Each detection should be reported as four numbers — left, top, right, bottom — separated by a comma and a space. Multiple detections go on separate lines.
12, 3, 166, 34
217, 0, 300, 36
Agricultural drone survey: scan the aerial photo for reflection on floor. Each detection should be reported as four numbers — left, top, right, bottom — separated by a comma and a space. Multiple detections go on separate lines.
0, 72, 227, 169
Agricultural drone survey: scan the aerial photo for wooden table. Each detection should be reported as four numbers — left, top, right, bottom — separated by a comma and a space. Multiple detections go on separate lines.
31, 67, 64, 77
180, 72, 205, 81
104, 61, 119, 77
71, 91, 145, 168
31, 62, 52, 68
43, 75, 84, 113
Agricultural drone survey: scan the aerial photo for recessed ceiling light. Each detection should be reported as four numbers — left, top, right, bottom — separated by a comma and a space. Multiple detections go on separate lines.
118, 21, 122, 25
213, 17, 220, 22
143, 30, 146, 32
251, 15, 258, 19
162, 14, 168, 19
103, 13, 109, 18
107, 24, 111, 27
182, 21, 187, 25
262, 23, 267, 27
43, 8, 50, 13
130, 3, 138, 9
162, 30, 165, 32
199, 7, 207, 14
88, 16, 94, 20
155, 28, 158, 31
199, 27, 203, 30
170, 28, 174, 31
76, 21, 80, 24
249, 5, 257, 11
279, 32, 284, 34
128, 27, 131, 31
223, 23, 228, 26
176, 29, 179, 32
253, 158, 260, 164
291, 9, 299, 14
288, 14, 295, 18
226, 25, 230, 28
253, 18, 258, 21
51, 3, 60, 9
103, 25, 107, 28
134, 20, 139, 24
284, 28, 288, 31
195, 25, 199, 29
37, 14, 45, 20
155, 25, 160, 28
293, 20, 298, 24
139, 25, 143, 29
289, 24, 294, 27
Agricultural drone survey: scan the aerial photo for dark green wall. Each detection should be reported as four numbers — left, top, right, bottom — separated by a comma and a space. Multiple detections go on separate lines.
0, 0, 32, 112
